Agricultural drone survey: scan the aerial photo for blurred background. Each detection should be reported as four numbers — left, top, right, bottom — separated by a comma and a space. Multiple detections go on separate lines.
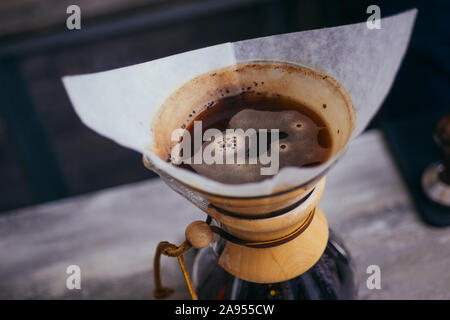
0, 0, 448, 213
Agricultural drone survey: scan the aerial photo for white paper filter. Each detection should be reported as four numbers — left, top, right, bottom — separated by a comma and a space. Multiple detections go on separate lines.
63, 10, 417, 197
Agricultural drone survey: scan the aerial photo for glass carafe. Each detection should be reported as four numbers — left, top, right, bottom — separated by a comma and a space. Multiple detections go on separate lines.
193, 228, 356, 300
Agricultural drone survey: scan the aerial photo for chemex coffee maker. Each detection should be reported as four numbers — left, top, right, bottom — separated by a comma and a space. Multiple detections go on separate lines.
144, 62, 357, 300
62, 11, 416, 300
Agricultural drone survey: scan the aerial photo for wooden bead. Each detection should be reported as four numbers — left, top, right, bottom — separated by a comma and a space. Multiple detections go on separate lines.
185, 221, 213, 249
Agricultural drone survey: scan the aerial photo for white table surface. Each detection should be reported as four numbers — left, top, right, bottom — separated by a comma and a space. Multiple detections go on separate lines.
1, 130, 449, 299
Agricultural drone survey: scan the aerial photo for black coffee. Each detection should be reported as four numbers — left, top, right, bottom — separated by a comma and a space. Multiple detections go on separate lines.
172, 92, 332, 183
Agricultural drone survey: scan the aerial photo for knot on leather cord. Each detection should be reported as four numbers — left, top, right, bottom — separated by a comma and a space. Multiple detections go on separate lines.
153, 240, 195, 300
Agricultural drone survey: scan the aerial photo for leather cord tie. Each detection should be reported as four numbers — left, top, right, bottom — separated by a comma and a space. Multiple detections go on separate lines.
153, 207, 315, 299
207, 207, 315, 248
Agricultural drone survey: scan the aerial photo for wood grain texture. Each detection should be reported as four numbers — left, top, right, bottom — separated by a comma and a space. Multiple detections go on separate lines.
0, 130, 449, 299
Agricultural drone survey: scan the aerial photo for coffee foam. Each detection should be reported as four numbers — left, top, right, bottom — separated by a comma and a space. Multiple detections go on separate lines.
187, 108, 331, 184
228, 109, 330, 168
